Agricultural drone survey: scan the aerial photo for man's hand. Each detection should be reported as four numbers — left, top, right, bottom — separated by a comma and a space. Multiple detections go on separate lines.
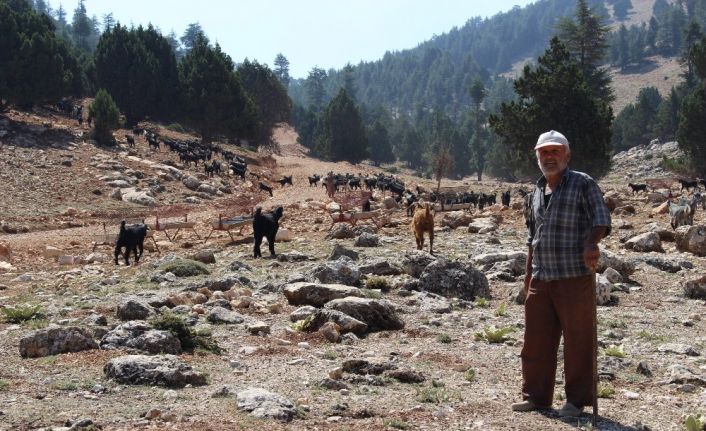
583, 243, 600, 272
523, 272, 531, 295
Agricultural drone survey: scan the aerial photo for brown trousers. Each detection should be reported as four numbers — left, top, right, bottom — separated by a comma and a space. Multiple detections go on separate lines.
521, 274, 594, 408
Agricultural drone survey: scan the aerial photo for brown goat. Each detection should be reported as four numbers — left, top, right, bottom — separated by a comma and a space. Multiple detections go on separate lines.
410, 202, 435, 254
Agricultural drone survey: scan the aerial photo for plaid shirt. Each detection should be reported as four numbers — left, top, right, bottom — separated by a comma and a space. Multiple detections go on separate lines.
527, 169, 611, 281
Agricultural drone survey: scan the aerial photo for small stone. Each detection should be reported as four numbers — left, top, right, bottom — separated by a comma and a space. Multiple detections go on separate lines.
329, 367, 343, 380
145, 408, 161, 420
624, 390, 640, 399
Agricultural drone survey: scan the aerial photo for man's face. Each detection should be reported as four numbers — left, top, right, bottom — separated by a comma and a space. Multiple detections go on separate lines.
536, 145, 570, 177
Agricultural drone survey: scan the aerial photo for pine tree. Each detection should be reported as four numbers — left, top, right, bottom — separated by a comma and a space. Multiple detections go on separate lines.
71, 0, 92, 52
102, 13, 114, 31
179, 37, 260, 144
273, 53, 290, 87
180, 23, 206, 53
676, 37, 706, 175
306, 66, 327, 112
89, 88, 120, 146
681, 22, 704, 85
468, 78, 488, 180
557, 0, 614, 103
316, 89, 368, 163
368, 120, 394, 166
617, 24, 630, 69
488, 37, 613, 179
341, 63, 357, 101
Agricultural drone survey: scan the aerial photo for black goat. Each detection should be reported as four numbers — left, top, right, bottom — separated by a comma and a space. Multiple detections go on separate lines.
628, 183, 648, 194
308, 174, 321, 186
205, 160, 221, 177
114, 221, 148, 266
125, 134, 135, 148
259, 182, 273, 197
277, 175, 293, 187
501, 190, 511, 207
253, 206, 284, 258
679, 179, 699, 191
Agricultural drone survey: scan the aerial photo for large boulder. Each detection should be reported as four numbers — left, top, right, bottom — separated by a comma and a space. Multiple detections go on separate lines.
354, 232, 379, 247
121, 189, 156, 206
309, 308, 368, 335
418, 259, 490, 301
236, 388, 297, 422
624, 232, 663, 253
325, 297, 404, 332
684, 275, 706, 299
283, 282, 365, 307
467, 217, 498, 234
116, 299, 153, 321
675, 225, 706, 256
326, 224, 356, 240
100, 321, 181, 354
441, 211, 473, 229
327, 244, 359, 261
308, 256, 360, 286
400, 250, 437, 278
595, 274, 612, 306
182, 176, 202, 191
19, 326, 98, 358
597, 250, 635, 277
359, 259, 403, 276
207, 307, 245, 324
104, 354, 207, 387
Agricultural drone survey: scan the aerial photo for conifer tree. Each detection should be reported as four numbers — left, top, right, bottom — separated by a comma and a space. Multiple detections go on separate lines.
315, 89, 367, 163
368, 120, 395, 166
489, 37, 613, 178
557, 0, 614, 103
89, 88, 120, 146
677, 37, 706, 175
273, 53, 290, 87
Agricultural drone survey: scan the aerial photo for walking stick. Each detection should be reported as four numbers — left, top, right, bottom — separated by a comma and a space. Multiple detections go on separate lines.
591, 269, 598, 427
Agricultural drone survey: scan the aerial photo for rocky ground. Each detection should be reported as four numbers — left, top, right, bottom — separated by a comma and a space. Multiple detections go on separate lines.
0, 109, 705, 431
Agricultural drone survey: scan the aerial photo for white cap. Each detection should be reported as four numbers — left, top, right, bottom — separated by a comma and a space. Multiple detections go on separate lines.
535, 130, 569, 150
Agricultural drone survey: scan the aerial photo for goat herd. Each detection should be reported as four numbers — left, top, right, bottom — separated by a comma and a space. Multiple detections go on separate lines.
627, 178, 706, 230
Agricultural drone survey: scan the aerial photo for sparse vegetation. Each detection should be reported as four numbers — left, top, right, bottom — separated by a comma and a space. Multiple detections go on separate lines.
464, 368, 476, 382
361, 288, 383, 299
158, 259, 210, 277
436, 333, 452, 344
684, 414, 706, 431
1, 304, 44, 323
475, 325, 514, 343
291, 316, 314, 332
660, 155, 691, 174
0, 379, 10, 391
365, 276, 391, 292
415, 385, 451, 404
384, 418, 410, 429
597, 384, 615, 398
474, 297, 489, 308
604, 344, 627, 358
495, 302, 508, 316
150, 312, 222, 354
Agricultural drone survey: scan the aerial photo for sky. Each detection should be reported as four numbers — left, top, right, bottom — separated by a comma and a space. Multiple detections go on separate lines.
48, 0, 536, 79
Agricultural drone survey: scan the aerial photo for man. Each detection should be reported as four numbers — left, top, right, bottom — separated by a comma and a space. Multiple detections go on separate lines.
512, 130, 611, 417
326, 172, 336, 199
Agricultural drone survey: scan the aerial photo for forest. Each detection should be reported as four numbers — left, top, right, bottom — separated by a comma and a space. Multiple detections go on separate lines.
1, 0, 706, 178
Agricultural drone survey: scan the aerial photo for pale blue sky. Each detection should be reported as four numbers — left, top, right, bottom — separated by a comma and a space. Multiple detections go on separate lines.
49, 0, 536, 78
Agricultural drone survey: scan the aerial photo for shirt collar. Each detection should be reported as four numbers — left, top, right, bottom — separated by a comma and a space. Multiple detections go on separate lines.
535, 168, 571, 189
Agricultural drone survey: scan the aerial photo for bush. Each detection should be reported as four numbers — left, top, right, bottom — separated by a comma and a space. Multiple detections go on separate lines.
1, 304, 44, 323
166, 123, 186, 133
436, 333, 452, 344
158, 259, 210, 277
89, 89, 120, 146
474, 325, 514, 343
685, 414, 706, 431
291, 315, 314, 332
604, 344, 627, 358
660, 155, 691, 175
150, 312, 222, 354
597, 383, 615, 398
365, 276, 390, 292
464, 368, 476, 382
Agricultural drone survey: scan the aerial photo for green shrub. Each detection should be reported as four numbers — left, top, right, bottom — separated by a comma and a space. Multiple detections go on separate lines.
361, 288, 383, 299
158, 259, 210, 277
685, 414, 706, 431
166, 123, 186, 133
464, 368, 476, 382
383, 418, 410, 429
0, 379, 10, 391
473, 297, 489, 308
660, 155, 691, 174
474, 325, 514, 343
604, 344, 627, 358
1, 304, 44, 323
150, 312, 222, 354
495, 302, 507, 316
365, 276, 391, 292
436, 333, 452, 344
415, 386, 451, 404
89, 89, 120, 146
291, 315, 314, 332
597, 384, 615, 398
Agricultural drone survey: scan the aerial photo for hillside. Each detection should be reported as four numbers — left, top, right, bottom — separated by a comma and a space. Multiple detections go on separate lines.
1, 109, 706, 431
